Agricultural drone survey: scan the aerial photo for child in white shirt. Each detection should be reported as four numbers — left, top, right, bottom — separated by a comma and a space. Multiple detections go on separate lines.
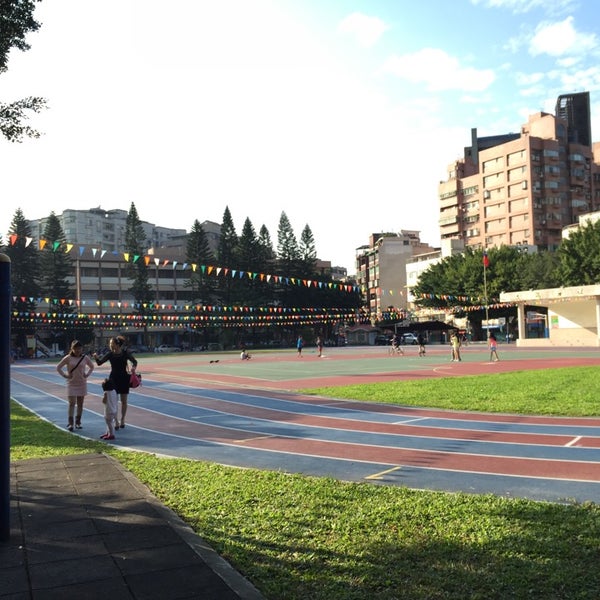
101, 379, 118, 440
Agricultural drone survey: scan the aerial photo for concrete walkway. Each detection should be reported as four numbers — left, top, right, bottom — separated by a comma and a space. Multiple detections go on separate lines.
1, 453, 264, 600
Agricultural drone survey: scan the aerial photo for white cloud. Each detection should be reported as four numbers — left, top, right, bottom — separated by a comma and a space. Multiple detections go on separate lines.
557, 66, 600, 94
556, 56, 581, 68
337, 12, 389, 48
529, 17, 598, 57
379, 48, 495, 92
515, 71, 545, 85
471, 0, 577, 16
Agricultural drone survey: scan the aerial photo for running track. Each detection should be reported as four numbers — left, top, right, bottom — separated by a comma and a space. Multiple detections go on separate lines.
10, 344, 600, 504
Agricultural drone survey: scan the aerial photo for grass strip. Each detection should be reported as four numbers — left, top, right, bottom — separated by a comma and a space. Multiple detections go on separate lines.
304, 366, 600, 416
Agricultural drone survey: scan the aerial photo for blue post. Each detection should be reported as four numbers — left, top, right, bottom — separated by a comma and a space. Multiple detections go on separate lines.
0, 253, 11, 541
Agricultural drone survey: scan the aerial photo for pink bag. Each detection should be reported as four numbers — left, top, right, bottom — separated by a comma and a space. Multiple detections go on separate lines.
129, 372, 142, 388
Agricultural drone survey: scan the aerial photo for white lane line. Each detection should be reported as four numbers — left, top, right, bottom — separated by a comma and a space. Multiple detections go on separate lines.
566, 436, 582, 447
365, 466, 402, 480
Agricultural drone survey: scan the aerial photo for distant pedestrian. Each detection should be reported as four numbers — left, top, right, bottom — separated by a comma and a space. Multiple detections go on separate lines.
489, 333, 499, 362
389, 334, 403, 355
240, 346, 251, 360
450, 332, 462, 361
316, 336, 323, 357
417, 334, 426, 357
297, 335, 304, 357
56, 340, 95, 432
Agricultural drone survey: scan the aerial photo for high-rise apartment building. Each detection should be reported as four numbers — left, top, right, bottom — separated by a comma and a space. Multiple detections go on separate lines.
355, 230, 436, 318
555, 91, 592, 147
439, 92, 600, 252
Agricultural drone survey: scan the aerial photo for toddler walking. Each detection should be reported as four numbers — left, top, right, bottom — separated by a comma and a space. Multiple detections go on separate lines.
101, 379, 118, 440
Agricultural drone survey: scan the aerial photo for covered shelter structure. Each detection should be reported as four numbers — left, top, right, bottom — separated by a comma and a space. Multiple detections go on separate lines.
500, 284, 600, 347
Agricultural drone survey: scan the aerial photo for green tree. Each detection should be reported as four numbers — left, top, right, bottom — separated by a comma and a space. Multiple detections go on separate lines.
276, 211, 299, 267
185, 219, 216, 348
5, 208, 41, 353
39, 212, 73, 312
236, 217, 265, 307
516, 249, 560, 290
5, 208, 40, 311
298, 223, 317, 277
125, 203, 153, 319
555, 221, 600, 285
255, 224, 276, 307
185, 219, 215, 304
0, 0, 47, 141
216, 206, 238, 305
413, 246, 528, 338
257, 224, 275, 265
236, 218, 259, 271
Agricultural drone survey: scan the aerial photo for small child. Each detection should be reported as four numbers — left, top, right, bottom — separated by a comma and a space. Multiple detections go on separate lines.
101, 379, 118, 440
240, 349, 251, 360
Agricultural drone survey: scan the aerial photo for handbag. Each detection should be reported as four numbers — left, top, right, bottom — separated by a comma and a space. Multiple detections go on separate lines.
129, 372, 142, 388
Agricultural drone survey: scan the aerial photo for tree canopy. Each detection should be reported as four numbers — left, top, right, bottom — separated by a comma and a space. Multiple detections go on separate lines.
555, 220, 600, 285
0, 0, 46, 141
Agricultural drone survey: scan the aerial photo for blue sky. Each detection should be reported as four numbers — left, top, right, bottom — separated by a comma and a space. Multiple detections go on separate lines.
1, 0, 599, 272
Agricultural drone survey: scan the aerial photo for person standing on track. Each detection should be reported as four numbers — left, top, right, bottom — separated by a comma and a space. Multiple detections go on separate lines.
450, 331, 462, 362
296, 335, 304, 357
93, 336, 137, 429
489, 332, 500, 362
316, 336, 324, 357
56, 340, 95, 432
417, 333, 426, 357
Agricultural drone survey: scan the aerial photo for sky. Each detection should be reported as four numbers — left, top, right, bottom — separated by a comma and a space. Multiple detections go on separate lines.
2, 0, 600, 273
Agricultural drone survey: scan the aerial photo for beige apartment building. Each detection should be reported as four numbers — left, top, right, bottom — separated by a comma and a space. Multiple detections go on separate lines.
439, 92, 600, 252
355, 230, 436, 320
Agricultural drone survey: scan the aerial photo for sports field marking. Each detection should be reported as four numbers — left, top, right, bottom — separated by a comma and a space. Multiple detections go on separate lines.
365, 466, 403, 480
566, 436, 582, 447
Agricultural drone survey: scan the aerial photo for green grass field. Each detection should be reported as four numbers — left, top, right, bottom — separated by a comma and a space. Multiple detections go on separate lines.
11, 365, 600, 599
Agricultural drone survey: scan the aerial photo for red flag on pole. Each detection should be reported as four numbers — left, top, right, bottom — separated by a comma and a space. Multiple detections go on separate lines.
483, 250, 490, 268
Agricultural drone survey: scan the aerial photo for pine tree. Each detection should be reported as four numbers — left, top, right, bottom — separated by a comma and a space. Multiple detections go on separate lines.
276, 211, 303, 308
216, 206, 238, 304
125, 203, 154, 317
277, 211, 300, 267
185, 219, 215, 304
236, 217, 264, 306
255, 223, 276, 307
257, 224, 275, 265
298, 224, 317, 277
40, 212, 74, 313
5, 208, 41, 354
237, 218, 259, 271
217, 206, 238, 267
5, 208, 40, 311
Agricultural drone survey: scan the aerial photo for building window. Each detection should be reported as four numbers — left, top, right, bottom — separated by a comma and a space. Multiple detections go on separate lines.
543, 149, 559, 159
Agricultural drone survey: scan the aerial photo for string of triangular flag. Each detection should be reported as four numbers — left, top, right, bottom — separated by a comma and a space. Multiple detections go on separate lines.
6, 234, 359, 293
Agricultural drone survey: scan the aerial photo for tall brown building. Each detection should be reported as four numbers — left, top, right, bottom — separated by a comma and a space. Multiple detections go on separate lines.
439, 92, 600, 252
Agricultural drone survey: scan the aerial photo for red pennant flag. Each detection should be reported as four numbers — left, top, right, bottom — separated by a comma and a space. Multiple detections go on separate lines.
483, 250, 490, 268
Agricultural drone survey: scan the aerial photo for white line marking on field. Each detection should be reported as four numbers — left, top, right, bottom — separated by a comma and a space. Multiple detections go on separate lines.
365, 466, 402, 480
566, 436, 582, 447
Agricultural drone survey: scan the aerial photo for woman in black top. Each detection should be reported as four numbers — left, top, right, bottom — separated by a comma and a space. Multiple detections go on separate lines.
93, 336, 138, 429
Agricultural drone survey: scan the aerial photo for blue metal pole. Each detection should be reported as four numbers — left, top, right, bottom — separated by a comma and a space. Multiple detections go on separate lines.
0, 253, 11, 541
